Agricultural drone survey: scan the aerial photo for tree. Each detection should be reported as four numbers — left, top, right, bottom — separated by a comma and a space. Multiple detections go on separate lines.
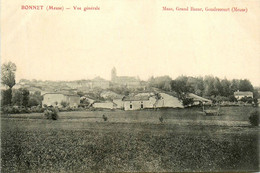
28, 91, 43, 107
148, 76, 172, 91
1, 61, 16, 88
230, 79, 240, 92
220, 79, 232, 97
1, 61, 17, 105
171, 77, 191, 96
203, 76, 215, 97
238, 79, 254, 92
12, 88, 30, 107
1, 89, 12, 106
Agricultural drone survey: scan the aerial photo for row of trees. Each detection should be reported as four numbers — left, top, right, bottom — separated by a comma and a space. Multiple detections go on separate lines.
148, 75, 258, 102
1, 87, 43, 107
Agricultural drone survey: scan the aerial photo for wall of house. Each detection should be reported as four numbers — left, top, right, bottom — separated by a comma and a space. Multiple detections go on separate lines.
42, 94, 80, 108
93, 102, 114, 109
67, 96, 80, 107
42, 94, 66, 107
124, 101, 142, 110
123, 98, 156, 110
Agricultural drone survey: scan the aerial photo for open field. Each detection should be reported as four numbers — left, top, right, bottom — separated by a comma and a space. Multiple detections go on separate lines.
1, 107, 259, 172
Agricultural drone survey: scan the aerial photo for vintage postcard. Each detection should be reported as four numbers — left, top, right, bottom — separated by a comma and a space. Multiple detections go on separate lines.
1, 0, 259, 172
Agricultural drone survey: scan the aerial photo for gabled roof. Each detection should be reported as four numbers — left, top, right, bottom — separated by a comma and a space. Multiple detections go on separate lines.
100, 91, 124, 99
187, 93, 211, 102
234, 91, 253, 96
114, 76, 140, 82
123, 95, 150, 101
43, 92, 79, 97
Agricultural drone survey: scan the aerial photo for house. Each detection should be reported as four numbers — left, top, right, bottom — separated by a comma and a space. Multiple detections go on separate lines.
187, 93, 212, 105
234, 91, 253, 100
92, 101, 117, 109
42, 93, 80, 108
123, 95, 157, 110
155, 93, 184, 108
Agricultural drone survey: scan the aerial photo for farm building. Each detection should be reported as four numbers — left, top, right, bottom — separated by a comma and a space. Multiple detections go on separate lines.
234, 91, 253, 100
123, 95, 157, 110
42, 93, 80, 108
92, 101, 117, 109
155, 93, 184, 108
187, 93, 212, 105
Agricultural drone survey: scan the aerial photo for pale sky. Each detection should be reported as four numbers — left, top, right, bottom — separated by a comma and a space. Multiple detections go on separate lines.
1, 0, 260, 86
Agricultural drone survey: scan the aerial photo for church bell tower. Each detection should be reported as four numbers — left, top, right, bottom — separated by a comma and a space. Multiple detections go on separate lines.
111, 67, 117, 82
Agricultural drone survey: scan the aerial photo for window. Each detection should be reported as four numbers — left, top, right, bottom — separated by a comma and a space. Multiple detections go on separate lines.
141, 104, 143, 109
130, 104, 132, 109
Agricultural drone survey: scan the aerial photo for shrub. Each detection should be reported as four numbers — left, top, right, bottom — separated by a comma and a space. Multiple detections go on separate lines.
182, 98, 194, 107
2, 106, 13, 114
1, 106, 30, 114
31, 106, 45, 113
44, 107, 59, 120
241, 97, 253, 104
60, 101, 69, 108
103, 114, 108, 121
249, 110, 259, 126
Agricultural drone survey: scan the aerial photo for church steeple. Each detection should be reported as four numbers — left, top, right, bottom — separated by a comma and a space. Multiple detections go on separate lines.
111, 67, 117, 81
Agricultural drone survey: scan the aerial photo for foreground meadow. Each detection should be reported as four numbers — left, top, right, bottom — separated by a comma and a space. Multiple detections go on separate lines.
1, 107, 259, 172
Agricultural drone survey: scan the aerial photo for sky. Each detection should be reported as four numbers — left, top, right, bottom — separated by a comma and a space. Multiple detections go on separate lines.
1, 0, 260, 86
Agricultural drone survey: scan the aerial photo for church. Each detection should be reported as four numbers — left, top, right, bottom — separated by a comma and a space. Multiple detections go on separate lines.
111, 67, 141, 88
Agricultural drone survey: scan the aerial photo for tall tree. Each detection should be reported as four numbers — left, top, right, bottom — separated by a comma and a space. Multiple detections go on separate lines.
1, 61, 16, 88
203, 76, 215, 97
238, 79, 254, 92
220, 78, 232, 97
1, 61, 17, 105
12, 88, 30, 107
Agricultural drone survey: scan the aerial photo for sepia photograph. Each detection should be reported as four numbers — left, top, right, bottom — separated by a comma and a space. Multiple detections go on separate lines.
1, 0, 259, 172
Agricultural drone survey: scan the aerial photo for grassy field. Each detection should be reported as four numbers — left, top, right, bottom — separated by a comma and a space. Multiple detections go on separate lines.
1, 106, 259, 172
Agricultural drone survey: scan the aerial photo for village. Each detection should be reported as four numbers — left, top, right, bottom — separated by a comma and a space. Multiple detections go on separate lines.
5, 67, 256, 113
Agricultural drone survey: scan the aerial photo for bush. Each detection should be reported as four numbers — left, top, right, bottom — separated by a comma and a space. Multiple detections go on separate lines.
60, 101, 69, 108
2, 106, 14, 114
1, 106, 31, 114
44, 107, 59, 120
182, 98, 194, 107
31, 106, 45, 113
249, 110, 259, 126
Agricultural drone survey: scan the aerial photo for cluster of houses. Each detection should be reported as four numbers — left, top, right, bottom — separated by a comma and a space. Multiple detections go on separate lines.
11, 68, 143, 95
42, 90, 214, 110
13, 67, 256, 110
42, 90, 255, 111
